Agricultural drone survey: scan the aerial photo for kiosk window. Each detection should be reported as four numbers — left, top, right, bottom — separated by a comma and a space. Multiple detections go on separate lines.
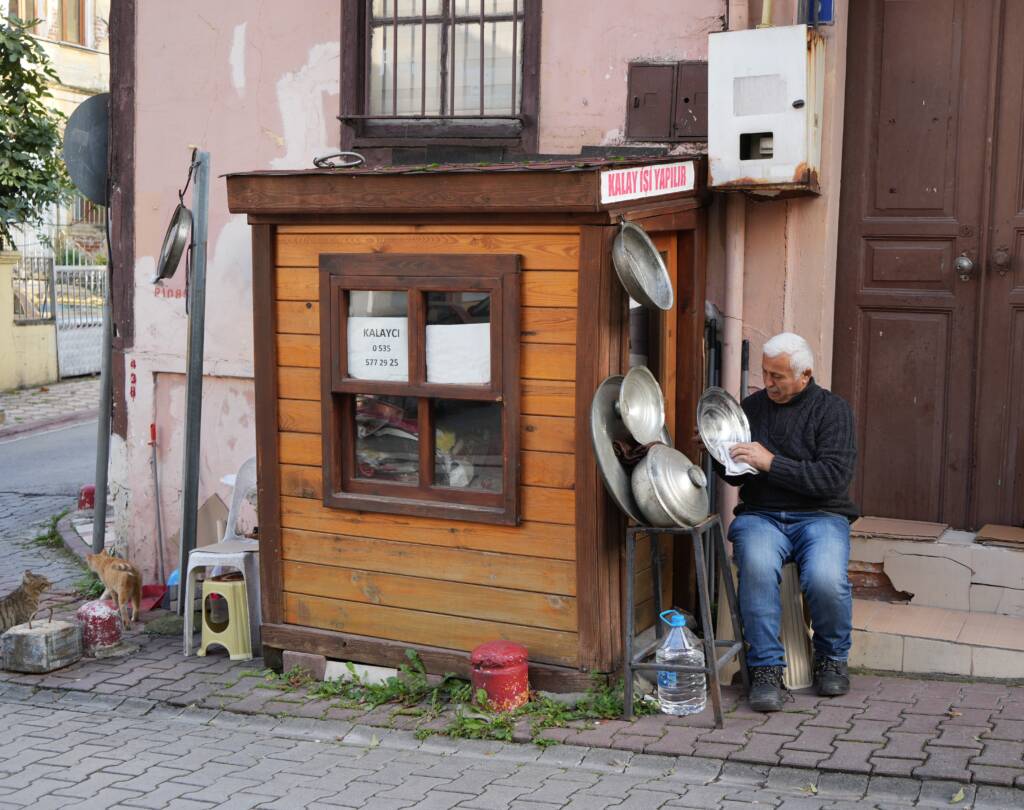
319, 253, 520, 525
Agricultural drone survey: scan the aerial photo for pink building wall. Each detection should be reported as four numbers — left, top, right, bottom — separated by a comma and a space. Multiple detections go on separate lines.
116, 1, 849, 574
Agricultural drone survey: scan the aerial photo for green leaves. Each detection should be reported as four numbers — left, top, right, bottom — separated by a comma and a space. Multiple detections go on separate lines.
0, 14, 70, 249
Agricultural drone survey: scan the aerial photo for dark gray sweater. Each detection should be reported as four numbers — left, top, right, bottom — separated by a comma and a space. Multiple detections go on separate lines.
712, 380, 859, 519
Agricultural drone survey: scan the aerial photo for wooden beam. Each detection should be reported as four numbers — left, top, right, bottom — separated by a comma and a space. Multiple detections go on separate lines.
261, 623, 603, 693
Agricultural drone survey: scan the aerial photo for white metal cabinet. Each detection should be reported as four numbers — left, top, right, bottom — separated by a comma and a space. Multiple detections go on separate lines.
708, 24, 825, 196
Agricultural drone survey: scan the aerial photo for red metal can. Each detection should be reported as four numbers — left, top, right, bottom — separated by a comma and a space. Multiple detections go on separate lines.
76, 600, 123, 656
470, 641, 529, 710
78, 485, 95, 511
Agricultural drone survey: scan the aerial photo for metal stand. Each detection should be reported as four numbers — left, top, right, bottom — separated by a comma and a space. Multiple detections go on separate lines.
622, 515, 748, 728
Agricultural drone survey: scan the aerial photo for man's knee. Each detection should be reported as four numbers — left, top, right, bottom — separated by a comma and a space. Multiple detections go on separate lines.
731, 516, 784, 584
801, 557, 850, 602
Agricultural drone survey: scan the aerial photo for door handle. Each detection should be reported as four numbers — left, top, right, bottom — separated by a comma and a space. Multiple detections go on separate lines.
955, 253, 975, 282
993, 247, 1011, 276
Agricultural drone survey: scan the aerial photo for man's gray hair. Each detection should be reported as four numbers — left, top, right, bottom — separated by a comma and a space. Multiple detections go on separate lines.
763, 332, 814, 376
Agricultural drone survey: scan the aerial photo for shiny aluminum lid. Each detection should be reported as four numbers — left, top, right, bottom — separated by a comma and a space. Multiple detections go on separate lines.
697, 386, 751, 467
644, 444, 710, 527
611, 220, 674, 311
619, 365, 666, 445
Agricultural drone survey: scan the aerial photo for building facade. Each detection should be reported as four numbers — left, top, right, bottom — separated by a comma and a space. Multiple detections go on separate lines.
109, 2, 1024, 671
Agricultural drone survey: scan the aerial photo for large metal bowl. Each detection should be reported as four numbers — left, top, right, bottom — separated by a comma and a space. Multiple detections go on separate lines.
618, 365, 665, 445
631, 444, 709, 527
611, 220, 674, 311
697, 386, 751, 466
591, 375, 645, 522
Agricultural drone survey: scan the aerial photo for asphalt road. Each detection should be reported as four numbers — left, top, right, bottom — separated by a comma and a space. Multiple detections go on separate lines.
0, 420, 97, 536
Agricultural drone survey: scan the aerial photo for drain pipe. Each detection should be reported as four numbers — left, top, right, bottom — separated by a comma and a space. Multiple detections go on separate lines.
721, 0, 750, 524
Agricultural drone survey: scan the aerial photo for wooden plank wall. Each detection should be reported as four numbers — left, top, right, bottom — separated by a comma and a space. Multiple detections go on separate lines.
271, 225, 582, 669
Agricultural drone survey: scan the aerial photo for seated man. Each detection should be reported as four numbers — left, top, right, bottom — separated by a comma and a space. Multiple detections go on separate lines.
713, 332, 857, 712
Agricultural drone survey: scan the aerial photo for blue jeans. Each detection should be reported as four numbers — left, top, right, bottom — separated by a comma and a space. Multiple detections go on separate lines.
729, 511, 852, 668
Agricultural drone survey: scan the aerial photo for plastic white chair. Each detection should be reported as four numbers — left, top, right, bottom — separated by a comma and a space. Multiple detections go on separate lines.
183, 457, 261, 656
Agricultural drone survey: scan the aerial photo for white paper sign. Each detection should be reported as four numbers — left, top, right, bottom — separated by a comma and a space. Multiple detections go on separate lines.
600, 160, 695, 204
426, 322, 491, 385
347, 316, 408, 381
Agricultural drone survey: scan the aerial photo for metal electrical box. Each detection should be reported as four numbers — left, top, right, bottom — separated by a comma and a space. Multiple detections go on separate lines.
707, 24, 825, 196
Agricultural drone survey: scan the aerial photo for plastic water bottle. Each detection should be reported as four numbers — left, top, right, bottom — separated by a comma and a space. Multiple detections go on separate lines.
655, 610, 707, 716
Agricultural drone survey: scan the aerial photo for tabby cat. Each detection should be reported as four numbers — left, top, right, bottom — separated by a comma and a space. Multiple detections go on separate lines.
0, 571, 52, 634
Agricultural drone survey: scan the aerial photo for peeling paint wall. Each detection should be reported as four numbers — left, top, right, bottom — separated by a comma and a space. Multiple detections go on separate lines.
116, 1, 339, 577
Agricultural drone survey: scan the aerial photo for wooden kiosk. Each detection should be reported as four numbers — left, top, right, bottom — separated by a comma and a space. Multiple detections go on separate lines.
226, 157, 709, 690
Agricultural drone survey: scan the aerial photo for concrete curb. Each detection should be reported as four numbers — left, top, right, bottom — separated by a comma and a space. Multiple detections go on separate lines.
56, 512, 93, 563
0, 410, 96, 441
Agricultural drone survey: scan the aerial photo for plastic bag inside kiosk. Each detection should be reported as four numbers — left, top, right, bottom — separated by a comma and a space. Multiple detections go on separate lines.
226, 156, 709, 691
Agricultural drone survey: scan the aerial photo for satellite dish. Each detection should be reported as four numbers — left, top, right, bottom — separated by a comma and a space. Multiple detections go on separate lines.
63, 92, 110, 206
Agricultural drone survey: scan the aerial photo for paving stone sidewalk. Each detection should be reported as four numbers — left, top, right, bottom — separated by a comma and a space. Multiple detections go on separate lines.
4, 509, 1024, 798
0, 377, 99, 435
5, 685, 1016, 810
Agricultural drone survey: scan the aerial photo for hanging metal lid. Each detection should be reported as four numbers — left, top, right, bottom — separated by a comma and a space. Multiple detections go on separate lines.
618, 365, 666, 445
611, 220, 674, 311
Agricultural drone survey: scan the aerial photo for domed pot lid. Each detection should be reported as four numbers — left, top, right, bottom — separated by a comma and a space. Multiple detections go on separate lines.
645, 444, 710, 527
611, 220, 674, 311
618, 365, 666, 445
697, 386, 751, 467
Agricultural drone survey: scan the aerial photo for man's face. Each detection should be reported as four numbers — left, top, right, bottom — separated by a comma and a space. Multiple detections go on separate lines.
762, 353, 812, 404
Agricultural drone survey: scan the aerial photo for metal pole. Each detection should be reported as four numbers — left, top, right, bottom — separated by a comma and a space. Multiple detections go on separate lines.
176, 150, 210, 615
91, 219, 114, 553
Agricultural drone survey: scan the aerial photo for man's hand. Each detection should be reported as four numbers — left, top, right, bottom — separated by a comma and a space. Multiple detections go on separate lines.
730, 441, 774, 472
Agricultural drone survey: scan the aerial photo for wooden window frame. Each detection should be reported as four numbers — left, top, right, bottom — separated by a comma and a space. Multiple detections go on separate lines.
59, 0, 85, 44
339, 0, 541, 151
319, 253, 521, 525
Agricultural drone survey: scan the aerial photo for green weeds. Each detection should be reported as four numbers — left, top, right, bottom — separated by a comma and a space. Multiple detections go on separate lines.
258, 650, 660, 748
32, 509, 69, 549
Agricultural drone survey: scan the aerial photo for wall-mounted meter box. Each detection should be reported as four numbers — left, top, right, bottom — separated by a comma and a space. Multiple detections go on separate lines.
708, 24, 825, 196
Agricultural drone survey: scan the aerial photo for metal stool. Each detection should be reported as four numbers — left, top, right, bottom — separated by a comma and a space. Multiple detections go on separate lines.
623, 514, 748, 728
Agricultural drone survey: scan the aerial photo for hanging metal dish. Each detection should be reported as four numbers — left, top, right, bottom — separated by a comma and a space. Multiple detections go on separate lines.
697, 386, 752, 467
631, 444, 709, 527
154, 202, 192, 283
591, 375, 645, 522
618, 365, 666, 445
611, 220, 674, 311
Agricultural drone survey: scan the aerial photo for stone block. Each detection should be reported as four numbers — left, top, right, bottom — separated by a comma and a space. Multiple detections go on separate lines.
971, 545, 1024, 590
998, 587, 1024, 618
902, 638, 971, 677
884, 552, 970, 610
972, 647, 1024, 678
850, 629, 903, 671
959, 613, 1024, 652
282, 651, 326, 681
971, 585, 1004, 613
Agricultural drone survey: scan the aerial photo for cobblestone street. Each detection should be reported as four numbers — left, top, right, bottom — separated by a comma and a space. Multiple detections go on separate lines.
1, 683, 1021, 810
1, 418, 1024, 807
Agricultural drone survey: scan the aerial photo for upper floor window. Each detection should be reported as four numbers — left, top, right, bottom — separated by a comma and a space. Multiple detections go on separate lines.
341, 0, 540, 151
8, 0, 35, 23
60, 0, 84, 44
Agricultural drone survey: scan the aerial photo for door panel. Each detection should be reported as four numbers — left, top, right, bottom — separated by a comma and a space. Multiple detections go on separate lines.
834, 0, 992, 525
971, 0, 1024, 525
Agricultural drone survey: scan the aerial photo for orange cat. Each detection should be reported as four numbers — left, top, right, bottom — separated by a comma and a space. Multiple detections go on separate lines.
85, 552, 142, 629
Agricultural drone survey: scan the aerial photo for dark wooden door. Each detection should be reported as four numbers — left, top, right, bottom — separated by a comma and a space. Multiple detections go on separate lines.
971, 0, 1024, 526
833, 1, 995, 526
